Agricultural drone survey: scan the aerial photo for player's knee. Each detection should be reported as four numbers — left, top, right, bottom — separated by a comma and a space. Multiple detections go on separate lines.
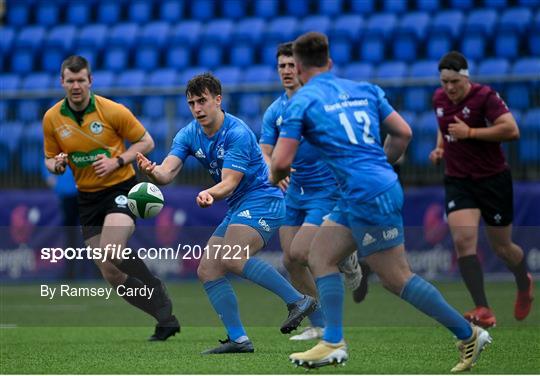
289, 245, 309, 266
452, 232, 476, 252
220, 257, 244, 275
100, 266, 125, 286
197, 259, 225, 282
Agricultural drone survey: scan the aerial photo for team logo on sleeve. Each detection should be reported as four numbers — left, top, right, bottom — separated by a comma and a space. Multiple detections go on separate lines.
89, 121, 104, 134
115, 195, 128, 208
462, 106, 470, 118
195, 148, 206, 159
217, 144, 225, 159
276, 115, 283, 127
436, 108, 444, 117
58, 124, 72, 139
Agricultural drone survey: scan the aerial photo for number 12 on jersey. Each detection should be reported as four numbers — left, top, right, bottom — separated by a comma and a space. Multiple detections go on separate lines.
338, 110, 375, 145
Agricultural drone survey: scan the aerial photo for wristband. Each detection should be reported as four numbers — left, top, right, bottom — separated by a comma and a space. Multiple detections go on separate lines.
117, 156, 125, 167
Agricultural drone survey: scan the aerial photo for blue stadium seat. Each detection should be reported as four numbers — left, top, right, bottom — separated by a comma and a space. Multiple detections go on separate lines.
264, 17, 299, 43
0, 100, 7, 122
450, 0, 474, 10
20, 124, 44, 173
405, 61, 439, 112
392, 34, 418, 62
518, 0, 540, 5
165, 46, 191, 71
416, 0, 440, 12
519, 109, 540, 162
238, 93, 263, 117
190, 0, 215, 21
494, 31, 520, 59
523, 109, 540, 129
46, 25, 76, 51
460, 34, 486, 61
254, 0, 278, 19
66, 2, 91, 26
16, 26, 46, 51
300, 15, 331, 36
0, 122, 23, 172
76, 24, 108, 53
0, 27, 15, 56
201, 19, 234, 45
465, 9, 498, 36
139, 22, 170, 48
350, 0, 374, 14
360, 35, 385, 63
159, 0, 184, 22
430, 10, 464, 39
410, 112, 438, 165
409, 60, 439, 78
16, 100, 41, 122
342, 63, 374, 81
393, 13, 428, 63
483, 0, 508, 8
135, 46, 160, 72
375, 61, 408, 81
261, 42, 280, 65
232, 18, 266, 46
91, 71, 115, 89
116, 70, 146, 88
128, 0, 153, 23
146, 120, 169, 163
317, 0, 343, 16
330, 15, 364, 43
426, 32, 453, 61
180, 67, 210, 86
477, 58, 511, 76
529, 22, 540, 56
506, 85, 530, 110
103, 47, 129, 73
97, 2, 121, 25
243, 65, 275, 84
21, 73, 52, 90
197, 45, 223, 69
0, 73, 21, 91
176, 95, 191, 117
399, 111, 416, 128
398, 12, 430, 40
365, 13, 397, 39
74, 48, 97, 71
170, 21, 202, 48
221, 0, 247, 19
230, 43, 255, 68
330, 38, 352, 65
285, 0, 310, 17
147, 68, 178, 87
36, 3, 60, 27
500, 7, 533, 34
383, 0, 407, 13
10, 49, 34, 75
108, 23, 139, 49
142, 97, 166, 119
512, 58, 540, 76
213, 66, 242, 86
7, 3, 30, 27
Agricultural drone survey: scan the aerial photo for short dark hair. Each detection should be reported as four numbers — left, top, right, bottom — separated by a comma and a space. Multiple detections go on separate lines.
293, 32, 329, 68
276, 42, 293, 59
185, 73, 222, 97
61, 55, 91, 78
438, 51, 468, 72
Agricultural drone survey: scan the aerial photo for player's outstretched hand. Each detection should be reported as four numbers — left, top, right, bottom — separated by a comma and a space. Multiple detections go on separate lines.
196, 190, 214, 208
136, 152, 157, 176
429, 147, 444, 165
54, 152, 68, 174
92, 154, 118, 178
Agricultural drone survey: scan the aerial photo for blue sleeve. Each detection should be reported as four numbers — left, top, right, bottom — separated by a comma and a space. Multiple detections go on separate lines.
259, 105, 279, 146
222, 128, 250, 173
375, 85, 395, 120
169, 126, 191, 161
279, 96, 306, 141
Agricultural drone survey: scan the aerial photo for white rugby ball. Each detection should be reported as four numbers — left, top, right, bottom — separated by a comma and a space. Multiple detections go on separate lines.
127, 182, 164, 219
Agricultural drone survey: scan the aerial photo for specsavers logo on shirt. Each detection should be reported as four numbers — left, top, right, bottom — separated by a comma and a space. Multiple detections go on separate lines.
69, 148, 111, 168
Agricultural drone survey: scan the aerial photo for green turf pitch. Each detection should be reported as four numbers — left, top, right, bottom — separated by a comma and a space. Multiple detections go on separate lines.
1, 280, 539, 374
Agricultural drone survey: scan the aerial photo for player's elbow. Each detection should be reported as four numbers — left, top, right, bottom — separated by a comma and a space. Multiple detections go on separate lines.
509, 126, 520, 140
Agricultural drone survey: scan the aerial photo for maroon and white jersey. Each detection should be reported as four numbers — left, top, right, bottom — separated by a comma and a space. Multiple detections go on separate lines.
432, 83, 511, 179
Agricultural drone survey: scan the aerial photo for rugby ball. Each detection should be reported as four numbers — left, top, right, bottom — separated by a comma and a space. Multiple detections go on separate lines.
127, 182, 164, 219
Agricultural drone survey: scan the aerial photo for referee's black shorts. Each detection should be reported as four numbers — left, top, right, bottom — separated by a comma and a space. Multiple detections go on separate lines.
78, 177, 138, 240
444, 169, 513, 226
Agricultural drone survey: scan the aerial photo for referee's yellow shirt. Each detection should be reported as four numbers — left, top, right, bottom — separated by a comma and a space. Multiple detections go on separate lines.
43, 93, 146, 192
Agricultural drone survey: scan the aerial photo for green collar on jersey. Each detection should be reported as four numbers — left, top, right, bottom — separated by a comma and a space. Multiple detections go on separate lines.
60, 92, 96, 124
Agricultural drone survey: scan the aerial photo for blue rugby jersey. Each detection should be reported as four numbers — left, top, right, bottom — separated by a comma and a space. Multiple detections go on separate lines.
170, 112, 283, 208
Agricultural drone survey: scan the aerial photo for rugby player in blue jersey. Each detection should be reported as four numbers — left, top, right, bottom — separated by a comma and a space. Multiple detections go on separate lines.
137, 73, 316, 354
271, 32, 491, 372
260, 42, 367, 341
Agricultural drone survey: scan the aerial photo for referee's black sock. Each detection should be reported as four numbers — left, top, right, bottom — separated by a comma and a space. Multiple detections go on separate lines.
121, 276, 160, 320
458, 255, 490, 308
117, 256, 161, 287
506, 256, 530, 292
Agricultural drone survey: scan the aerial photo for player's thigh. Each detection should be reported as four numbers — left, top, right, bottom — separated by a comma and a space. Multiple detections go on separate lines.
197, 236, 226, 282
447, 208, 481, 255
289, 223, 319, 265
364, 243, 412, 295
100, 213, 135, 259
309, 219, 356, 275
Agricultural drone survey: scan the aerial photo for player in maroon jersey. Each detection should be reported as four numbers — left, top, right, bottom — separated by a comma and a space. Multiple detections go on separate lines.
429, 51, 534, 328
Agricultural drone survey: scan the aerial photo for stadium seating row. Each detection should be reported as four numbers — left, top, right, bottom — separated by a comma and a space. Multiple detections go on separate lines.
6, 0, 540, 28
2, 108, 539, 174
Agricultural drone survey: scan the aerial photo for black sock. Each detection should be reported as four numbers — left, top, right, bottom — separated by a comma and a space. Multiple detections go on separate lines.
458, 255, 489, 308
121, 276, 160, 320
506, 256, 530, 292
117, 256, 161, 287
